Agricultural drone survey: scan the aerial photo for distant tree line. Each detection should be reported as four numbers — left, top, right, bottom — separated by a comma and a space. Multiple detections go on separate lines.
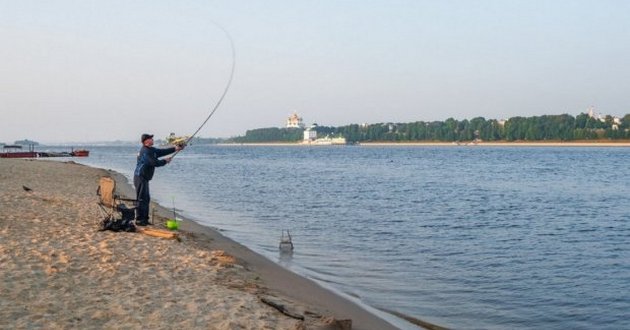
193, 137, 229, 145
226, 113, 630, 143
230, 127, 303, 143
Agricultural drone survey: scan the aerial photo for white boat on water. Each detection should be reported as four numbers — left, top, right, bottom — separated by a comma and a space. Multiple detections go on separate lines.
303, 135, 347, 145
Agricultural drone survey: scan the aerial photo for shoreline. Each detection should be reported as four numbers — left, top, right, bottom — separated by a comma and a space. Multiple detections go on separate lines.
360, 141, 630, 147
0, 158, 422, 329
217, 140, 630, 147
107, 166, 427, 330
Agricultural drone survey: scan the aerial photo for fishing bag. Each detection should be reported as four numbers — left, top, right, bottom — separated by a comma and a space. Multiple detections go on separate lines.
99, 217, 136, 232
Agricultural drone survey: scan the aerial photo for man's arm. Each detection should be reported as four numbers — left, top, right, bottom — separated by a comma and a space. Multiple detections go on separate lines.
155, 147, 177, 158
140, 148, 167, 167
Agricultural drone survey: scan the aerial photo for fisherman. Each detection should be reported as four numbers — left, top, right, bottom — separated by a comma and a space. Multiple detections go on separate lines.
133, 133, 184, 226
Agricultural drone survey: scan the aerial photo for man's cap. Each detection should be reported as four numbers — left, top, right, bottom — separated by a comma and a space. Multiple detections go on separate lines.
141, 134, 154, 142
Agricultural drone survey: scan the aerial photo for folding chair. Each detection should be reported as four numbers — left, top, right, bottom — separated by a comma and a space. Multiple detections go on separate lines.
97, 176, 137, 231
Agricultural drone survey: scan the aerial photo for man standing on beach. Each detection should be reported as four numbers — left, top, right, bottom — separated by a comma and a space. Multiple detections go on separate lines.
134, 133, 184, 226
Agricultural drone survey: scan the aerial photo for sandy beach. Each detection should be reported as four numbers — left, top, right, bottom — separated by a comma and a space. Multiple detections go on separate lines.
0, 159, 400, 330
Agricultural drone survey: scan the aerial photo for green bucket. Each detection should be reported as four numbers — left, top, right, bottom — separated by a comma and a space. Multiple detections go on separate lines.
166, 219, 179, 230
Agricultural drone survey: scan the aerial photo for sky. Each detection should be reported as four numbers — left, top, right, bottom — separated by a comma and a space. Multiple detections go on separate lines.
1, 0, 629, 143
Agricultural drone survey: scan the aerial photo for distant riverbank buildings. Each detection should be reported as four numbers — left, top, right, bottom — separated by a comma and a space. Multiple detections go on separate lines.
587, 106, 622, 130
286, 113, 305, 129
286, 112, 347, 145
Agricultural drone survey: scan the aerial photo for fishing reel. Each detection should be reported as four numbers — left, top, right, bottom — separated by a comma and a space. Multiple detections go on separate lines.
166, 133, 189, 148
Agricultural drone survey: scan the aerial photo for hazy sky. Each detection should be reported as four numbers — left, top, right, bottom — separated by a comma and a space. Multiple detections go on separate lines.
2, 1, 629, 143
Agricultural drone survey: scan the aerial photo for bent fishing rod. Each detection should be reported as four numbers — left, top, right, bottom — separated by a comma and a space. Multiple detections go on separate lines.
171, 22, 236, 159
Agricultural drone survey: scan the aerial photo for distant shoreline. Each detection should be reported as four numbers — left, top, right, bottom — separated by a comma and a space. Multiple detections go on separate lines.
218, 140, 630, 147
361, 141, 630, 147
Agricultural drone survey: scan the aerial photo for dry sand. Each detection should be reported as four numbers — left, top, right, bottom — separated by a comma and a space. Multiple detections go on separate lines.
0, 159, 402, 330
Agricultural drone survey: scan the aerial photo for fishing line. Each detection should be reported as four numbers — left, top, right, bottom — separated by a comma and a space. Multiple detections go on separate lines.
171, 21, 236, 158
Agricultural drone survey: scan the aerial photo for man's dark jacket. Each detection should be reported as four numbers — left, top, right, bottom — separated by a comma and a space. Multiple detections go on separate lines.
134, 146, 176, 180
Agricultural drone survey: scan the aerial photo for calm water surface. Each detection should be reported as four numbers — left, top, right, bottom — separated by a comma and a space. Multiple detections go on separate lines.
62, 145, 630, 329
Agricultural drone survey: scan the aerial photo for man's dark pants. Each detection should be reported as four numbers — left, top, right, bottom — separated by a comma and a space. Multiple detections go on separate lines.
134, 175, 150, 224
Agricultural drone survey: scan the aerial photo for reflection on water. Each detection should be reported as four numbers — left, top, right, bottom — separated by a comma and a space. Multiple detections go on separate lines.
278, 250, 294, 266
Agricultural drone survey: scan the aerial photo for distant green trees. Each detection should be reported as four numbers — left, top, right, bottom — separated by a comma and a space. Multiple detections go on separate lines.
192, 137, 226, 145
226, 113, 630, 143
231, 127, 303, 143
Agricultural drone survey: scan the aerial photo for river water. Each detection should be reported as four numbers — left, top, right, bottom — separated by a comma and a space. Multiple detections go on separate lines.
58, 145, 630, 329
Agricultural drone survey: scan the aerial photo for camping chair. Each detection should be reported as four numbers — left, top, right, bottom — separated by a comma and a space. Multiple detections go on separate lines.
97, 176, 137, 231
